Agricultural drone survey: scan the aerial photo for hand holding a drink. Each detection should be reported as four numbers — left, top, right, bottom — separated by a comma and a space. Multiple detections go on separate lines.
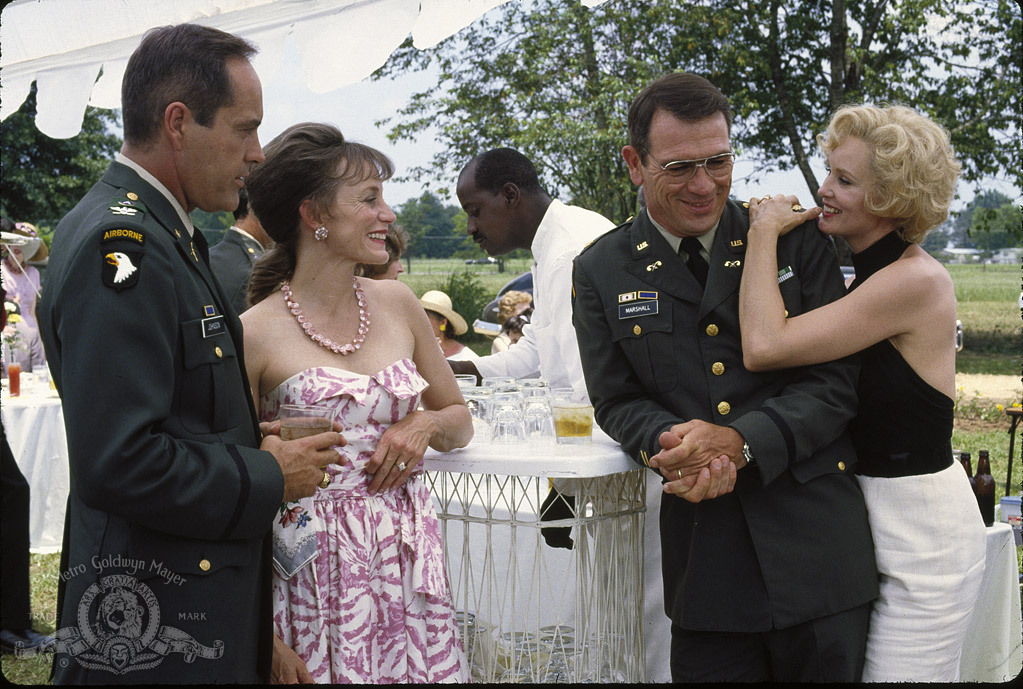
261, 404, 347, 502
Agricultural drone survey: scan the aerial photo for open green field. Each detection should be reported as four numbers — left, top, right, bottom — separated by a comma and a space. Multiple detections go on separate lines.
947, 264, 1021, 376
3, 261, 1020, 685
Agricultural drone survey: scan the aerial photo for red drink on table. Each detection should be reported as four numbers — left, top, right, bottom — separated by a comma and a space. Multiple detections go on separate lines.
8, 363, 20, 397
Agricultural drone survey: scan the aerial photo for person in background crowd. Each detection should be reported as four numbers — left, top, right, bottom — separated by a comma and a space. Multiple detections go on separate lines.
1, 260, 56, 658
36, 24, 343, 684
2, 298, 46, 374
242, 122, 472, 683
420, 289, 479, 361
497, 310, 531, 349
209, 187, 273, 314
355, 223, 409, 280
491, 289, 532, 353
1, 219, 46, 338
739, 103, 984, 682
571, 72, 878, 683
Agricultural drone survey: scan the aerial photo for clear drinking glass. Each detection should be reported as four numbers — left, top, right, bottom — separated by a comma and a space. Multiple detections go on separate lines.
491, 391, 526, 444
463, 387, 494, 442
454, 374, 478, 389
522, 387, 555, 440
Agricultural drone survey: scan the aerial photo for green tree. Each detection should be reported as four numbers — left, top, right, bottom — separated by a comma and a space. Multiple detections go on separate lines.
396, 191, 463, 258
0, 83, 122, 225
969, 202, 1022, 252
374, 0, 1020, 220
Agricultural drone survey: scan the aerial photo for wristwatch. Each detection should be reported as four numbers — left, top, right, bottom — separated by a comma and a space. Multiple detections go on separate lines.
742, 441, 755, 467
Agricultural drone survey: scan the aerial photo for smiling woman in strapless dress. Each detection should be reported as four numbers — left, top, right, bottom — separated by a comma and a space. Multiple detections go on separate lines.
241, 123, 473, 684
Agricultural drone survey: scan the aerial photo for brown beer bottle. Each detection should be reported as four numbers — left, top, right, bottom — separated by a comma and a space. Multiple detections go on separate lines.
960, 451, 976, 496
975, 450, 995, 527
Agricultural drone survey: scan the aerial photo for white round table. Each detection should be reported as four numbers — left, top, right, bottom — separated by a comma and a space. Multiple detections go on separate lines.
2, 387, 69, 553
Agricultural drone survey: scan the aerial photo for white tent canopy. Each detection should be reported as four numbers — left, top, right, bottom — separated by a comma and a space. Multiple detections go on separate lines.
0, 0, 606, 139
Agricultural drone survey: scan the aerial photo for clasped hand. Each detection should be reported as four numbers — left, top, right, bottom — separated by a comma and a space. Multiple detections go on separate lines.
649, 420, 744, 503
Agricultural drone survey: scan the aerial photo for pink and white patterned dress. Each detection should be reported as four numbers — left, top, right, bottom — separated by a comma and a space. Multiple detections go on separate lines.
259, 360, 469, 684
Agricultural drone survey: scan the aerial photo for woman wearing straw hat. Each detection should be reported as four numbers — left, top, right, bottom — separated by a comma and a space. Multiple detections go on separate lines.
0, 220, 47, 337
420, 290, 479, 361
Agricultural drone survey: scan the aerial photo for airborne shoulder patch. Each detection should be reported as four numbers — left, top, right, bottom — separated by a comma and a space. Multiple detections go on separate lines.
100, 227, 145, 290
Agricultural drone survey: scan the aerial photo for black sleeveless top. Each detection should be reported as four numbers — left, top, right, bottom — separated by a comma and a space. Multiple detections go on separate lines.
847, 232, 955, 478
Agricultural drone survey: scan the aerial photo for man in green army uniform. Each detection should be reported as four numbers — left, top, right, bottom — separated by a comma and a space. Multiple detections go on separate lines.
571, 73, 878, 682
38, 24, 342, 684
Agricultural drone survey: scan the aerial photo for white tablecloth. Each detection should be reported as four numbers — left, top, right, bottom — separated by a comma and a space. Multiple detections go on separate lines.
960, 522, 1023, 682
1, 388, 69, 553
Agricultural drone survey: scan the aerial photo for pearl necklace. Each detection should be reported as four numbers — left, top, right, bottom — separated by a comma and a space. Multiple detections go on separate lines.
281, 278, 369, 355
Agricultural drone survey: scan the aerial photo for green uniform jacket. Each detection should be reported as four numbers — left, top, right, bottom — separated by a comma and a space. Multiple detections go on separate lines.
571, 200, 878, 632
38, 162, 283, 683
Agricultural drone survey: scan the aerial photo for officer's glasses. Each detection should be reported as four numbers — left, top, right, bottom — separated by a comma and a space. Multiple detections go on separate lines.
644, 151, 735, 182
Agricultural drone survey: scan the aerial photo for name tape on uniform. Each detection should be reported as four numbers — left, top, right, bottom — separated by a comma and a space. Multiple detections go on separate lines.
619, 300, 658, 319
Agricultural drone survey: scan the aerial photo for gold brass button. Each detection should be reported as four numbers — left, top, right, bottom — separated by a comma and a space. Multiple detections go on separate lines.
633, 324, 642, 336
711, 362, 725, 375
214, 346, 223, 358
199, 559, 211, 572
838, 461, 846, 471
126, 192, 139, 201
784, 309, 789, 317
717, 401, 731, 415
706, 324, 719, 336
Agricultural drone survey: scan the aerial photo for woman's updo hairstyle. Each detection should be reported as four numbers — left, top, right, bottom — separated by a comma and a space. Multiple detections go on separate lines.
817, 104, 960, 243
244, 122, 394, 306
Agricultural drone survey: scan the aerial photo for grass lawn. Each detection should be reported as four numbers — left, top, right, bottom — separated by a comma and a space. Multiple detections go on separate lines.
2, 261, 1019, 684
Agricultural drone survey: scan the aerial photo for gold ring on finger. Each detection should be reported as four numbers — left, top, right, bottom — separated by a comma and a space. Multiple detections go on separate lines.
319, 472, 331, 489
792, 203, 805, 212
677, 469, 683, 480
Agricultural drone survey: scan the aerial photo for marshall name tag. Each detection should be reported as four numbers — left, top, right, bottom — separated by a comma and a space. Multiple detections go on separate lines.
202, 315, 226, 338
619, 300, 658, 319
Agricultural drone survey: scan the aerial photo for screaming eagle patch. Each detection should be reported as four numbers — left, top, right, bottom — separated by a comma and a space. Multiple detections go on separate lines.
102, 250, 142, 290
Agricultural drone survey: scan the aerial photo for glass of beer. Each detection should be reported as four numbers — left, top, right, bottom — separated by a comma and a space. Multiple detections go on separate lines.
279, 404, 335, 440
551, 388, 593, 444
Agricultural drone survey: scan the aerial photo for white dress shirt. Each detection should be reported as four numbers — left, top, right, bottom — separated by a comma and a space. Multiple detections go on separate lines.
474, 200, 614, 400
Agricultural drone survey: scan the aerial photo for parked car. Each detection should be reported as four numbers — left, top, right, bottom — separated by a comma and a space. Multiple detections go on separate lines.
465, 256, 498, 265
480, 271, 533, 322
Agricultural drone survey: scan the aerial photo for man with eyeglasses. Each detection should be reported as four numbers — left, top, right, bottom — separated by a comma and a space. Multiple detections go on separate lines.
571, 72, 878, 682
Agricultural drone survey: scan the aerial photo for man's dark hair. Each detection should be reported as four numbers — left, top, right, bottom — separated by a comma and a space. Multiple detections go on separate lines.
122, 24, 257, 146
628, 73, 733, 162
234, 188, 250, 221
469, 148, 545, 196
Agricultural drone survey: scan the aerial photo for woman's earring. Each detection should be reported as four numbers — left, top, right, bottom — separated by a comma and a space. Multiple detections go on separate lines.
314, 226, 328, 241
439, 322, 446, 332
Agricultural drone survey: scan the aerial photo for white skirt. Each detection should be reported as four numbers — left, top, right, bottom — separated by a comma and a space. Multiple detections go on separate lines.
856, 462, 987, 682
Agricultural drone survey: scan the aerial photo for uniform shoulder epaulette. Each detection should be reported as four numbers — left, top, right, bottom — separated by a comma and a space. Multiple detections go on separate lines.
577, 217, 633, 257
